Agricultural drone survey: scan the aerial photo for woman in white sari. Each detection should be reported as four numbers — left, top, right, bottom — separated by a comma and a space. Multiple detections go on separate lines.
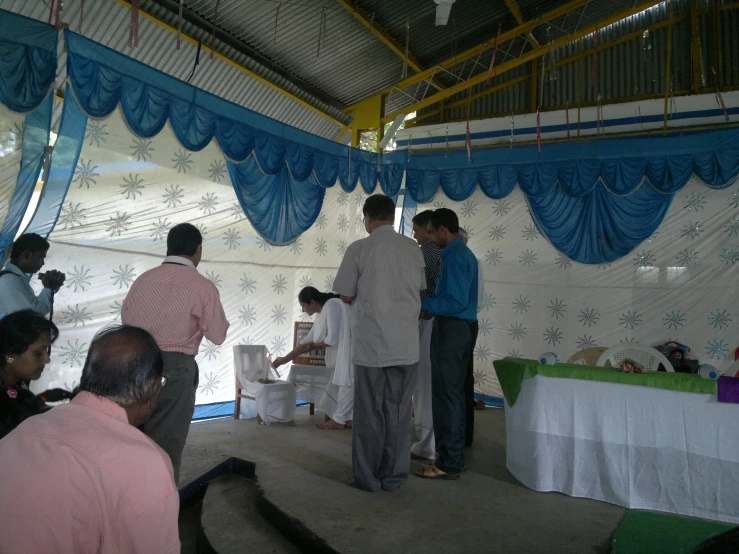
272, 287, 353, 430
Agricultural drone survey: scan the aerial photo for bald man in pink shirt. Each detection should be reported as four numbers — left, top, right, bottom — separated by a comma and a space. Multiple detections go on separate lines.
0, 325, 180, 553
123, 223, 229, 483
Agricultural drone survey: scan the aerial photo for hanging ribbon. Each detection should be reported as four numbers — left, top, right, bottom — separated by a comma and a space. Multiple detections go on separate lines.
48, 0, 55, 24
536, 108, 541, 153
210, 0, 222, 59
54, 0, 62, 29
274, 2, 281, 45
317, 8, 327, 58
565, 102, 570, 140
712, 66, 729, 122
445, 127, 450, 157
466, 121, 472, 164
177, 0, 184, 49
365, 12, 375, 64
407, 133, 413, 164
591, 28, 600, 92
401, 20, 410, 79
79, 0, 85, 33
348, 141, 352, 177
485, 23, 502, 86
129, 0, 140, 48
509, 113, 514, 149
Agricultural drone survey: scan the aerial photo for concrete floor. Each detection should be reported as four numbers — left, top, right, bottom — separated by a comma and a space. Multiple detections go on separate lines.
180, 407, 625, 554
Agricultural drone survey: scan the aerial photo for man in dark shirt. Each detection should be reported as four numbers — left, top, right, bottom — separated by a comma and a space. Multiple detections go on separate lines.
411, 210, 442, 461
417, 209, 478, 480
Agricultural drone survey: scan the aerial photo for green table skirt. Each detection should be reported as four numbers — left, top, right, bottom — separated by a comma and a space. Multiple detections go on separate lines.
493, 358, 717, 407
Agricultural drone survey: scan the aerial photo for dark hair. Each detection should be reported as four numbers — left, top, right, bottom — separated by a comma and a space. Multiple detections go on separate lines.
0, 310, 58, 371
10, 234, 49, 261
167, 223, 202, 257
430, 208, 460, 234
363, 194, 395, 222
79, 325, 163, 408
298, 286, 339, 306
0, 311, 58, 439
412, 210, 435, 227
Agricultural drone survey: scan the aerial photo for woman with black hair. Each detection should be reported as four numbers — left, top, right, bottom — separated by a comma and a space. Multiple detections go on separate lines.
273, 286, 354, 430
0, 310, 71, 439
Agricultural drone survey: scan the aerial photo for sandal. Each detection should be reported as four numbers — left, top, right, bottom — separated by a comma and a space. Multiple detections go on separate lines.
415, 465, 461, 480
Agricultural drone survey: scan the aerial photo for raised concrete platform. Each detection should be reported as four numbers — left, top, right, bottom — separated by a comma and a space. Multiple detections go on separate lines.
179, 407, 625, 553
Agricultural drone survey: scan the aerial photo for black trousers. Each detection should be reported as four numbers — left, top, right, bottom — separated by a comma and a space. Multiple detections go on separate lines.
431, 316, 472, 474
465, 321, 478, 446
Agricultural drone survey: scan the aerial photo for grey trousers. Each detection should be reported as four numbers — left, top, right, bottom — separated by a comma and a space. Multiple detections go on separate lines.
353, 363, 418, 492
142, 352, 199, 485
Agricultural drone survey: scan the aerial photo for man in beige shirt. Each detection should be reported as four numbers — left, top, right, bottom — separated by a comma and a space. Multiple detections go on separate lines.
334, 194, 426, 492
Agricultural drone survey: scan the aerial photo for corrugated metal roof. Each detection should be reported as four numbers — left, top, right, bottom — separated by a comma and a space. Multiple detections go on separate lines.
410, 0, 739, 125
178, 0, 409, 106
355, 0, 517, 69
0, 0, 346, 139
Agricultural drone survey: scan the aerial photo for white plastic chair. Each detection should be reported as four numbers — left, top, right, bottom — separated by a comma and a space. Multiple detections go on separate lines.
596, 343, 674, 372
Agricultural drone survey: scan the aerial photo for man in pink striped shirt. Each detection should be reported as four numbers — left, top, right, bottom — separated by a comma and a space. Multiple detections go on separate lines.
123, 223, 229, 483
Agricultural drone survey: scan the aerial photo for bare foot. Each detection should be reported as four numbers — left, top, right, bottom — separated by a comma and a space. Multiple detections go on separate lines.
317, 419, 346, 430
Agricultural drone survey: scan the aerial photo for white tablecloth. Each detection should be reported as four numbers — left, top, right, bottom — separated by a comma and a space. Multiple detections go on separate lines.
505, 375, 739, 523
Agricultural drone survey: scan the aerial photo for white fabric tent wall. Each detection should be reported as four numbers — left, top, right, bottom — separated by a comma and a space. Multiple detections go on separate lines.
30, 107, 371, 404
25, 105, 739, 405
0, 105, 26, 243
417, 180, 739, 399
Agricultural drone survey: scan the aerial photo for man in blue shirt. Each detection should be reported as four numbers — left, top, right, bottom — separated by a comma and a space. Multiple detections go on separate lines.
417, 208, 478, 480
0, 234, 66, 320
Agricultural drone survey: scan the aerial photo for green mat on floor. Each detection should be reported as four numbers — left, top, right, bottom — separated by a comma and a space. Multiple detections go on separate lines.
611, 510, 735, 554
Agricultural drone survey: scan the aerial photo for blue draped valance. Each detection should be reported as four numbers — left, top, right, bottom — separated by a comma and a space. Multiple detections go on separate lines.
0, 10, 56, 259
390, 128, 739, 263
56, 31, 390, 243
23, 28, 739, 261
0, 10, 57, 112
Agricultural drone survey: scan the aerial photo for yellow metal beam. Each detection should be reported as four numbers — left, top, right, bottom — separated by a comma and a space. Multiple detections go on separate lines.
334, 0, 445, 90
113, 0, 346, 128
503, 0, 526, 25
381, 0, 666, 124
360, 0, 592, 102
553, 13, 688, 69
407, 6, 689, 125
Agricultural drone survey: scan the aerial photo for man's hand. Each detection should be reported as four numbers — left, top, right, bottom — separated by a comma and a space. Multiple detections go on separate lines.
41, 270, 66, 292
420, 311, 433, 320
271, 357, 285, 369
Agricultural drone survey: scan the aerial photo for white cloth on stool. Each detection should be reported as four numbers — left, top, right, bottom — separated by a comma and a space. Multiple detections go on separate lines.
411, 317, 435, 459
256, 381, 296, 424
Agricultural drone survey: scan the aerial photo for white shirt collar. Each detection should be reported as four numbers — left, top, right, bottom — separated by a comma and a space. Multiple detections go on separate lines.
163, 256, 196, 269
